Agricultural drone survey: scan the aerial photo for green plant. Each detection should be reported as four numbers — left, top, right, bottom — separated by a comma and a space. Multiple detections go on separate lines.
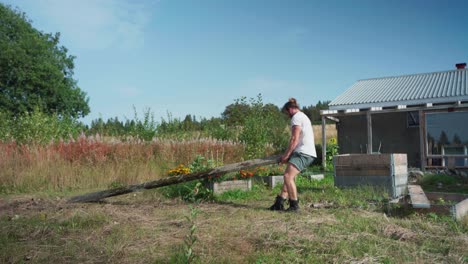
326, 137, 339, 164
314, 138, 339, 171
184, 205, 200, 263
1, 109, 83, 144
164, 155, 221, 202
236, 94, 289, 159
185, 182, 213, 203
108, 181, 125, 189
129, 106, 157, 141
0, 111, 13, 142
189, 155, 218, 174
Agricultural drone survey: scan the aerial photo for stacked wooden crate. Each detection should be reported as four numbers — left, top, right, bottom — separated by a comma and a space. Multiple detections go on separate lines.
334, 153, 408, 198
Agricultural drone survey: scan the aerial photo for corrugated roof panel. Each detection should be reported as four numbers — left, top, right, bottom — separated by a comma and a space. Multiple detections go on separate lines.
413, 74, 428, 99
441, 72, 449, 97
422, 74, 437, 98
463, 70, 467, 95
400, 75, 415, 100
330, 68, 468, 110
383, 77, 399, 101
431, 74, 440, 97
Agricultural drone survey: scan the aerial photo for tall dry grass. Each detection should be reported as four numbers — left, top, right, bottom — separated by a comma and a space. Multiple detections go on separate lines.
313, 124, 337, 144
0, 135, 245, 193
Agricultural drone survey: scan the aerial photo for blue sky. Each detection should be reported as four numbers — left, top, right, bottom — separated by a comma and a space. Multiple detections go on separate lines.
3, 0, 468, 124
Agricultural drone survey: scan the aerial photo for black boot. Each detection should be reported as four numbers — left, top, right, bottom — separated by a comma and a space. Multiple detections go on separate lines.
286, 199, 299, 212
269, 195, 286, 211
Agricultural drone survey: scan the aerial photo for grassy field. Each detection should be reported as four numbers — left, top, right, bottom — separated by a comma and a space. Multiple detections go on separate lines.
313, 124, 337, 144
0, 137, 245, 194
1, 172, 466, 263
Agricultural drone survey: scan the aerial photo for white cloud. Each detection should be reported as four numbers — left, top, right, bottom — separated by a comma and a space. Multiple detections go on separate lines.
9, 0, 155, 50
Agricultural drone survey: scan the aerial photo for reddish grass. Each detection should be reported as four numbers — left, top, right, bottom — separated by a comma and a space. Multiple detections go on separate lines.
0, 135, 245, 193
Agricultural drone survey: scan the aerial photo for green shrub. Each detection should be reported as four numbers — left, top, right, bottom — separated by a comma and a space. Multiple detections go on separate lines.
0, 111, 13, 141
129, 106, 157, 141
237, 94, 289, 159
0, 109, 83, 144
312, 138, 339, 171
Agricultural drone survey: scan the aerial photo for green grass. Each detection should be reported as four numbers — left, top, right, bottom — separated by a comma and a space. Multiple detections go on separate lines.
420, 173, 468, 193
1, 170, 467, 263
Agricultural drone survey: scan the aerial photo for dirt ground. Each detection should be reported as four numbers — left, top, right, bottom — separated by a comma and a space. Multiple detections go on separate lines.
1, 192, 467, 263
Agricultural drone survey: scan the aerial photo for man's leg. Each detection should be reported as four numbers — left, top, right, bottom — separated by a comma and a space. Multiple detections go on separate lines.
279, 182, 288, 199
269, 163, 301, 211
283, 163, 300, 200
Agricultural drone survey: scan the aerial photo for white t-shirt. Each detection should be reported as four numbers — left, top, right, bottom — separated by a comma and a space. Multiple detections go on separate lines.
291, 111, 316, 158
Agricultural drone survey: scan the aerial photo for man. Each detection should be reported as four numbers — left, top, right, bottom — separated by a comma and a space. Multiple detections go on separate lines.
269, 98, 316, 212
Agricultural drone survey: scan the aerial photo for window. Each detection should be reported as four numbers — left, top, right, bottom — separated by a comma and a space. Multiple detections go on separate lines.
426, 111, 468, 167
407, 111, 419, 127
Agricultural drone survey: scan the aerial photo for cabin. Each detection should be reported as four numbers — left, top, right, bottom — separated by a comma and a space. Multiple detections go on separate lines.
321, 63, 468, 171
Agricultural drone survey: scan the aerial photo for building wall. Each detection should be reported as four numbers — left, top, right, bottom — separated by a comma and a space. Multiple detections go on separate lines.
337, 112, 421, 167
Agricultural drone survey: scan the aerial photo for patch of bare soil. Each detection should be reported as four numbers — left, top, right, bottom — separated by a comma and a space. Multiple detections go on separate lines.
0, 195, 63, 218
383, 224, 417, 241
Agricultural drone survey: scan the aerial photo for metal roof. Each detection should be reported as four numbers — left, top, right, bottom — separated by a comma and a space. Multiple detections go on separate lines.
329, 68, 468, 110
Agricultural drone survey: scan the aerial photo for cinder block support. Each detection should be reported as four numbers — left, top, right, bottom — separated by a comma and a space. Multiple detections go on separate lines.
209, 179, 252, 194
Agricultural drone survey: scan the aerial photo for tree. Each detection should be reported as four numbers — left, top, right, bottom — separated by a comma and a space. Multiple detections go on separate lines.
0, 4, 90, 118
452, 134, 461, 145
221, 96, 251, 126
302, 100, 330, 124
233, 94, 289, 158
438, 131, 450, 146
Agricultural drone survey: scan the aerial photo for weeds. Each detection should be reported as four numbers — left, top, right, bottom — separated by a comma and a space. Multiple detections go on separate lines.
0, 137, 244, 193
184, 206, 200, 263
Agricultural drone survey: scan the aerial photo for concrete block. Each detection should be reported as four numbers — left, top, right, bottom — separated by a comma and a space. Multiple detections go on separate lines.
309, 174, 324, 180
408, 185, 431, 209
452, 198, 468, 221
208, 179, 252, 194
254, 175, 283, 189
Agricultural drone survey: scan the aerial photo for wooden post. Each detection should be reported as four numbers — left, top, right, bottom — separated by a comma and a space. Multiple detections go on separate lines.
366, 111, 372, 154
322, 116, 327, 169
419, 110, 426, 171
68, 155, 281, 203
464, 145, 467, 167
441, 145, 445, 167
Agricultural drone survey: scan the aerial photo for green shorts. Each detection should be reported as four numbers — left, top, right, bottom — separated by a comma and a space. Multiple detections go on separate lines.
288, 152, 315, 172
